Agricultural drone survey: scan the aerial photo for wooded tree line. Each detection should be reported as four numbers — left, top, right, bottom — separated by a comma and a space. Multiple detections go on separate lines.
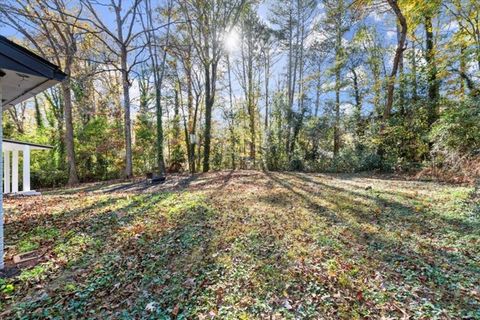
1, 0, 479, 186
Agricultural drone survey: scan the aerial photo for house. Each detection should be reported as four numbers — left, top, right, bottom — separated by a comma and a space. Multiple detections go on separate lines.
0, 35, 66, 269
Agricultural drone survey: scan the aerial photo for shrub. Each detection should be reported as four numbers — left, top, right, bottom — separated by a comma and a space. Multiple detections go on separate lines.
289, 158, 304, 171
424, 98, 480, 182
430, 98, 480, 156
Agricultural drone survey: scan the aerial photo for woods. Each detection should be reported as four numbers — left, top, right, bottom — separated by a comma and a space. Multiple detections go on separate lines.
0, 0, 479, 184
1, 1, 480, 318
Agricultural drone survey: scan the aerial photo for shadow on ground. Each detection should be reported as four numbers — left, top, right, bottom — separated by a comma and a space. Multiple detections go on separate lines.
2, 170, 479, 319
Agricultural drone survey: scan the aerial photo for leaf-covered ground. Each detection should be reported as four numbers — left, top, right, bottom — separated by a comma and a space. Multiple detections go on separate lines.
1, 171, 479, 319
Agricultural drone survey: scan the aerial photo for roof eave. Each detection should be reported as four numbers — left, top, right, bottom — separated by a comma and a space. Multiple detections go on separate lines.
0, 36, 67, 81
3, 138, 53, 150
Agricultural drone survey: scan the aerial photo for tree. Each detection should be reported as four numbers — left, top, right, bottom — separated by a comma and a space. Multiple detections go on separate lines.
1, 0, 80, 184
168, 16, 203, 174
237, 8, 266, 164
78, 0, 145, 178
7, 102, 26, 135
346, 34, 367, 147
359, 25, 386, 116
384, 0, 407, 122
270, 0, 317, 157
140, 0, 175, 176
443, 1, 480, 97
445, 0, 480, 69
135, 67, 156, 172
224, 37, 237, 169
407, 0, 442, 125
321, 0, 353, 158
179, 0, 247, 172
306, 31, 329, 119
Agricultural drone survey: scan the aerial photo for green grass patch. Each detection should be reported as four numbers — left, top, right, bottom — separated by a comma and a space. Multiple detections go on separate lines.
17, 226, 60, 253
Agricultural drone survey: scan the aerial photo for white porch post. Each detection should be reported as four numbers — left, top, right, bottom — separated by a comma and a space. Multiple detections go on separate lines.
4, 151, 10, 194
0, 76, 4, 269
12, 150, 18, 193
22, 145, 30, 192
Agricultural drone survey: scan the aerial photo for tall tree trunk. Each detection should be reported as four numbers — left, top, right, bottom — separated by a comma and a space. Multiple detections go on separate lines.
286, 1, 299, 157
286, 2, 294, 154
384, 0, 407, 122
115, 0, 134, 179
411, 39, 418, 100
334, 69, 341, 158
203, 64, 214, 172
34, 96, 43, 129
143, 0, 170, 176
154, 25, 170, 176
155, 83, 166, 175
397, 24, 406, 115
171, 84, 182, 169
120, 59, 133, 178
153, 37, 168, 177
425, 15, 439, 126
186, 54, 196, 174
291, 16, 306, 155
62, 77, 79, 185
333, 16, 342, 159
352, 68, 362, 141
476, 33, 480, 70
372, 65, 381, 115
197, 102, 203, 171
460, 43, 466, 95
378, 1, 407, 160
315, 63, 321, 118
227, 54, 236, 169
264, 51, 270, 130
247, 49, 256, 164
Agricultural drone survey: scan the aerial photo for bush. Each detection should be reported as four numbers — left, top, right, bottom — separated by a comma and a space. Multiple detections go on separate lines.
289, 158, 304, 171
430, 98, 480, 156
424, 98, 480, 182
376, 102, 430, 171
32, 169, 68, 188
320, 148, 383, 173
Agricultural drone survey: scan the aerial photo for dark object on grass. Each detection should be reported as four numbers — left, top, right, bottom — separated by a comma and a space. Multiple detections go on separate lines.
145, 171, 165, 184
365, 186, 372, 191
150, 175, 166, 184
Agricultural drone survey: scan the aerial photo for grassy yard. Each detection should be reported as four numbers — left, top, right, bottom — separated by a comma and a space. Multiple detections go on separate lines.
0, 171, 479, 319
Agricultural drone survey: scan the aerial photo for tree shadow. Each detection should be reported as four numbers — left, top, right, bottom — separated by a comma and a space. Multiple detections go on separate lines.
282, 171, 480, 234
262, 171, 479, 315
4, 171, 479, 318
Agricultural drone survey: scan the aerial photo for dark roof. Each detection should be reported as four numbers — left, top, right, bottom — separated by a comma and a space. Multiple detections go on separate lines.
3, 138, 53, 150
0, 36, 66, 81
0, 35, 66, 107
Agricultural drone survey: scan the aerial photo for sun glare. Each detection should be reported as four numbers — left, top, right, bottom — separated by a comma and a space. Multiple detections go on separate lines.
224, 29, 241, 53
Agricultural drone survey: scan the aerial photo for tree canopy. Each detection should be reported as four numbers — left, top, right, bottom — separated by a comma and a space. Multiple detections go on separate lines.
0, 0, 479, 185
